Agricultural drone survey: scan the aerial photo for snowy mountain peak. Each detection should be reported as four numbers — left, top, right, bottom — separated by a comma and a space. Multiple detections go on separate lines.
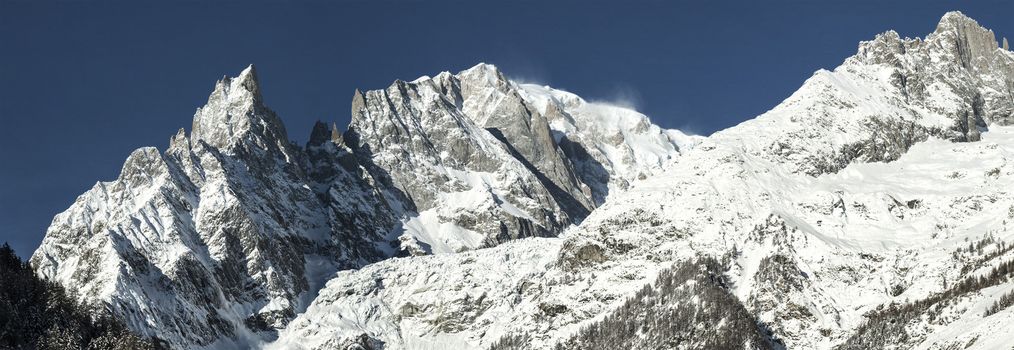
190, 65, 290, 153
931, 11, 1000, 69
935, 11, 992, 37
457, 62, 507, 87
332, 60, 693, 256
714, 11, 1014, 176
234, 64, 263, 99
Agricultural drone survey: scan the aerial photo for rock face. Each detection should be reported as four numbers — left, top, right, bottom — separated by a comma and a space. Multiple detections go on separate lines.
272, 12, 1014, 350
855, 12, 1013, 130
30, 63, 687, 348
518, 83, 700, 205
342, 64, 694, 253
344, 67, 581, 252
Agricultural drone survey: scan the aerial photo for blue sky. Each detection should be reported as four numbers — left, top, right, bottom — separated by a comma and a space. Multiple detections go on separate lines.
2, 0, 1013, 257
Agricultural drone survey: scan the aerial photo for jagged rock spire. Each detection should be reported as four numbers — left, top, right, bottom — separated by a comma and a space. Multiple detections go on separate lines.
308, 120, 332, 146
190, 65, 290, 152
931, 11, 998, 70
167, 128, 188, 151
330, 122, 343, 144
234, 64, 263, 101
350, 89, 366, 123
1005, 37, 1010, 51
306, 120, 344, 147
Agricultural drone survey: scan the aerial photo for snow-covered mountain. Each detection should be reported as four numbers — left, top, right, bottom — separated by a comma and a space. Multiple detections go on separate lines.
271, 11, 1014, 350
30, 61, 690, 348
343, 64, 695, 254
29, 10, 1014, 350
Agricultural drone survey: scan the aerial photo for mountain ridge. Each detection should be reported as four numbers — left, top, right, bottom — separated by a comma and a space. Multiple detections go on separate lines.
28, 10, 1014, 350
272, 11, 1014, 349
30, 60, 689, 348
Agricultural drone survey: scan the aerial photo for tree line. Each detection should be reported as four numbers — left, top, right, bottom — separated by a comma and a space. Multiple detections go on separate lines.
837, 256, 1014, 349
489, 257, 779, 350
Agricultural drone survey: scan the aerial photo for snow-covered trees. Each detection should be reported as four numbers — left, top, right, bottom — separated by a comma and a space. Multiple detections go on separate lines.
984, 290, 1014, 317
838, 257, 1014, 349
0, 243, 159, 349
553, 258, 776, 349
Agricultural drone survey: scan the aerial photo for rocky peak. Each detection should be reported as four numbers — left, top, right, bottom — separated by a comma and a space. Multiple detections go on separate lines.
117, 147, 167, 187
929, 11, 998, 71
308, 120, 332, 147
348, 88, 368, 127
167, 128, 189, 152
232, 63, 264, 100
330, 122, 342, 144
444, 64, 594, 214
853, 30, 907, 67
190, 65, 291, 153
306, 120, 346, 148
456, 63, 507, 89
340, 65, 603, 253
716, 12, 1014, 177
933, 11, 994, 39
853, 12, 1002, 70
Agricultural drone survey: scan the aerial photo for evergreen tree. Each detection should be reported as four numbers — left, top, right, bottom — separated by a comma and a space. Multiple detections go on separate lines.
488, 257, 778, 350
0, 242, 161, 350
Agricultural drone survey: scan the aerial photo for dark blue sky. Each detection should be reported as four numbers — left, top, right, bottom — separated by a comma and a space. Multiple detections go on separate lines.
2, 0, 1012, 257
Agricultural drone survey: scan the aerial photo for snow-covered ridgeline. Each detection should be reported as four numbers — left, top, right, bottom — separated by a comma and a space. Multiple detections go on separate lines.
272, 11, 1014, 350
30, 60, 690, 347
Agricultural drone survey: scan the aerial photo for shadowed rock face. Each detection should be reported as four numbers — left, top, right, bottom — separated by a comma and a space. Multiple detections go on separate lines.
454, 64, 593, 216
